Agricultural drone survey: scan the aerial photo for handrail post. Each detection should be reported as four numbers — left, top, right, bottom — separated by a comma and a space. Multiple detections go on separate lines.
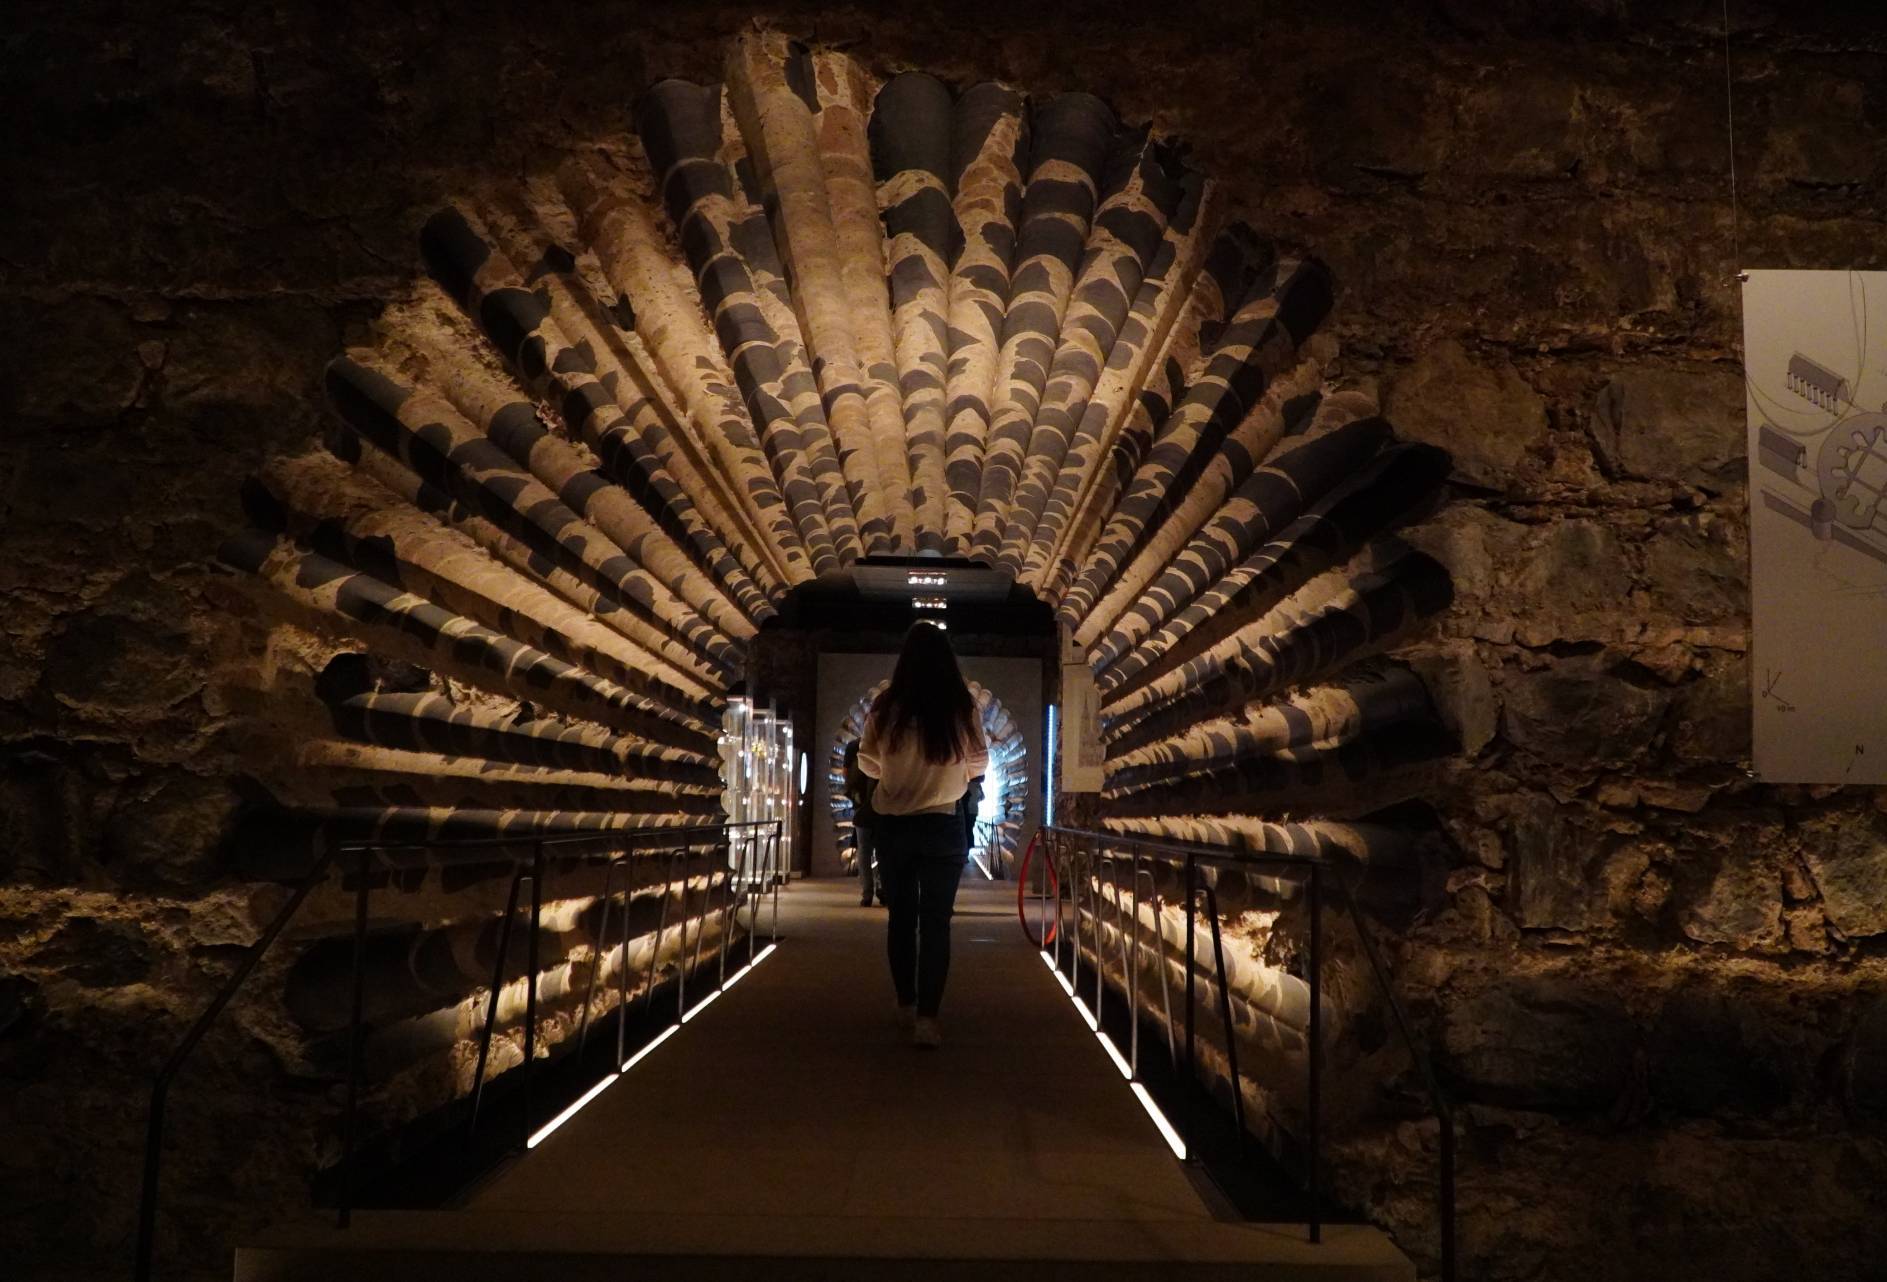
1033, 827, 1452, 1275
134, 851, 334, 1282
677, 843, 693, 1020
577, 856, 623, 1061
1043, 833, 1054, 964
1340, 875, 1456, 1282
1308, 861, 1323, 1246
1129, 854, 1143, 1078
616, 847, 635, 1068
1091, 839, 1104, 1020
1183, 853, 1196, 1159
770, 825, 781, 943
1440, 1107, 1457, 1282
719, 831, 742, 989
521, 842, 546, 1151
1201, 885, 1245, 1151
338, 844, 372, 1226
688, 842, 710, 985
747, 831, 759, 967
469, 866, 527, 1139
1058, 833, 1070, 972
645, 847, 678, 1016
1136, 866, 1176, 1071
1095, 849, 1113, 1026
1070, 840, 1084, 998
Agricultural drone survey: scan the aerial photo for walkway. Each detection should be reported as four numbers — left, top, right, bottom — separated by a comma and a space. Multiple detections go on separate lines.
239, 879, 1412, 1280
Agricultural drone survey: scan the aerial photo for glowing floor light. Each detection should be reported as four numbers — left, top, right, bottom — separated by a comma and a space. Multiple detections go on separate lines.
1040, 950, 1188, 1161
1133, 1082, 1188, 1160
1042, 948, 1076, 996
526, 942, 780, 1148
721, 940, 778, 991
681, 988, 721, 1023
528, 1071, 619, 1149
620, 1021, 681, 1072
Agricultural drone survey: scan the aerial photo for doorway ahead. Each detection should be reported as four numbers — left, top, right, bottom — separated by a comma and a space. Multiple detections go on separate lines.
826, 678, 1029, 881
808, 652, 1045, 879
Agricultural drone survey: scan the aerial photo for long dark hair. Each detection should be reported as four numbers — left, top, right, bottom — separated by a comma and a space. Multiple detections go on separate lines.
869, 622, 979, 765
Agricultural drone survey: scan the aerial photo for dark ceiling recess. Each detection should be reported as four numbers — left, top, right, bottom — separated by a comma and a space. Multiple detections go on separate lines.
763, 556, 1057, 641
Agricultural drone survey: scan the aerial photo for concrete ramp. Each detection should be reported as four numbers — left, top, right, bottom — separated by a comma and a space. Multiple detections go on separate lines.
238, 880, 1411, 1281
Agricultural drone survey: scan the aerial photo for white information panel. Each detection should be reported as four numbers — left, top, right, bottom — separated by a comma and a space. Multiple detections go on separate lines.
1743, 269, 1887, 783
1059, 661, 1106, 793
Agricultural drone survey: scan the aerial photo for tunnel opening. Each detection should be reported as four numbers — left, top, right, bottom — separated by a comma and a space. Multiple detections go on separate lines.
746, 556, 1061, 881
101, 23, 1488, 1280
827, 677, 1030, 882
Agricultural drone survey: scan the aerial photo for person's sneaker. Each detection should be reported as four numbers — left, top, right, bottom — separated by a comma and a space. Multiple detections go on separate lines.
896, 1004, 917, 1033
913, 1016, 943, 1049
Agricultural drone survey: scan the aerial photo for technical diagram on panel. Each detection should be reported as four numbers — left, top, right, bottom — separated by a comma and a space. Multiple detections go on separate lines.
1743, 270, 1887, 784
1754, 350, 1887, 570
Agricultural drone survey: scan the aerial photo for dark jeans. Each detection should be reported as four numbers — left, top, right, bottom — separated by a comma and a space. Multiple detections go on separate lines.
876, 813, 968, 1018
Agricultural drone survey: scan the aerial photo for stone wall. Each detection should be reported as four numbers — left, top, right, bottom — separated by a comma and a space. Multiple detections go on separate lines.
4, 2, 1886, 1278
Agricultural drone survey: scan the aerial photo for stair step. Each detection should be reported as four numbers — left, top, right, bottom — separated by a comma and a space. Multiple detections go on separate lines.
237, 1209, 1414, 1281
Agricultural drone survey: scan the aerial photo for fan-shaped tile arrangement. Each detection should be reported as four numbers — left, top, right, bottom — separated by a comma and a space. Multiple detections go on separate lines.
220, 28, 1456, 1141
828, 680, 1029, 875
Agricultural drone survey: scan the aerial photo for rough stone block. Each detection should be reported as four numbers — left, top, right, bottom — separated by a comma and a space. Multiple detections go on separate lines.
1513, 518, 1633, 615
1385, 339, 1550, 491
1399, 503, 1524, 608
1847, 996, 1887, 1121
1671, 664, 1752, 764
1679, 850, 1783, 951
1, 298, 146, 427
1403, 641, 1498, 758
1452, 73, 1583, 181
1439, 974, 1634, 1110
103, 772, 239, 889
1641, 517, 1748, 624
27, 918, 154, 988
1649, 989, 1801, 1116
1505, 793, 1595, 931
1500, 656, 1671, 767
1591, 365, 1746, 489
1800, 813, 1887, 938
34, 575, 206, 722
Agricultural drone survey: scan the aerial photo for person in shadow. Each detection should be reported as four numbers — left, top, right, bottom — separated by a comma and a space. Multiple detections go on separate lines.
857, 622, 988, 1049
841, 737, 882, 906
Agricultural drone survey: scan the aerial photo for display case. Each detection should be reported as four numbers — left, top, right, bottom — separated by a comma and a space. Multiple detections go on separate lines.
719, 696, 796, 883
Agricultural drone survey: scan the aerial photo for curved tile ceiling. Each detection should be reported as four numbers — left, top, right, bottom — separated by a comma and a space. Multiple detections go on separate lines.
222, 29, 1457, 865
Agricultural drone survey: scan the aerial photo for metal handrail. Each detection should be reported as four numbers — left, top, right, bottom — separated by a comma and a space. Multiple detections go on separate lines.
135, 818, 781, 1282
1039, 825, 1455, 1282
968, 818, 1007, 880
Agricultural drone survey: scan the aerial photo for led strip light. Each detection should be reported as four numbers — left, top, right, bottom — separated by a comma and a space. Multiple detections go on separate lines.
1041, 948, 1186, 1160
527, 942, 780, 1149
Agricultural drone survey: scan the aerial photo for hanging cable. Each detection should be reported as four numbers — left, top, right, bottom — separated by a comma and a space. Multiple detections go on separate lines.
1722, 0, 1743, 276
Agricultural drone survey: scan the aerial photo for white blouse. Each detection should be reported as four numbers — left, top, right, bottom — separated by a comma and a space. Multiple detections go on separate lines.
857, 713, 989, 816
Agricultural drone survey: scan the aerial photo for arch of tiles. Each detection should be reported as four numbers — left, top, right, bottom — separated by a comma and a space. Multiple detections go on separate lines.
222, 28, 1459, 1130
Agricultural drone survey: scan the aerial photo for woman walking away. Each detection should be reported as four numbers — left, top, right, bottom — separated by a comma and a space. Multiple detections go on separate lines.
858, 622, 988, 1049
